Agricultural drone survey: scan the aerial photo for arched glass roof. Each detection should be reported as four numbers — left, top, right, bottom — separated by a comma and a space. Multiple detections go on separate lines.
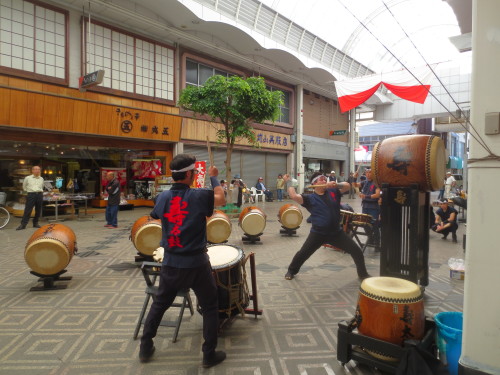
259, 0, 461, 73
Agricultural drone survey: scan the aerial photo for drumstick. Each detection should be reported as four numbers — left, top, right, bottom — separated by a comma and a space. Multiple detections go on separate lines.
306, 184, 327, 188
206, 136, 214, 167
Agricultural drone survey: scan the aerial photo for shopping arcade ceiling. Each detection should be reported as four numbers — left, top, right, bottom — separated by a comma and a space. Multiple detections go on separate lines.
55, 0, 471, 104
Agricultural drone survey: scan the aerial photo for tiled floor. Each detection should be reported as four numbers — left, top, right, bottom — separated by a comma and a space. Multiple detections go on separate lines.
0, 195, 465, 374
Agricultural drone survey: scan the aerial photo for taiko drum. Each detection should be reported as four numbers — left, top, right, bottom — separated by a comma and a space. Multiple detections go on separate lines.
356, 277, 425, 359
206, 210, 232, 244
238, 206, 266, 236
25, 223, 77, 276
371, 135, 445, 191
130, 216, 162, 256
278, 204, 303, 230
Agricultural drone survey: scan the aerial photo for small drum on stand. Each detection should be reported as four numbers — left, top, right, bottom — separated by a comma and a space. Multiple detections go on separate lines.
207, 244, 249, 319
25, 223, 77, 290
351, 213, 373, 227
356, 276, 425, 360
130, 216, 162, 259
239, 206, 266, 243
278, 204, 302, 236
206, 210, 232, 244
340, 209, 354, 232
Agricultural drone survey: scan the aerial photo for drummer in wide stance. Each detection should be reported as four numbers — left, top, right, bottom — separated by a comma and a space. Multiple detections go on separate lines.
283, 172, 370, 281
139, 154, 226, 368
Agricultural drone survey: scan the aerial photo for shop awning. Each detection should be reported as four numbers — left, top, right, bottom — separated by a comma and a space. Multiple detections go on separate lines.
446, 156, 463, 169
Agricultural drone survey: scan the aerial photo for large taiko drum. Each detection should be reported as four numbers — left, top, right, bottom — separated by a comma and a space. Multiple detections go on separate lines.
207, 244, 249, 318
371, 135, 445, 191
130, 216, 162, 256
206, 210, 232, 244
239, 206, 266, 236
25, 223, 77, 276
278, 204, 303, 230
356, 277, 425, 360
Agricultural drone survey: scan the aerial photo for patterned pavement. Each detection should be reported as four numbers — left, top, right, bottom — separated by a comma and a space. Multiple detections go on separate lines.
0, 195, 465, 375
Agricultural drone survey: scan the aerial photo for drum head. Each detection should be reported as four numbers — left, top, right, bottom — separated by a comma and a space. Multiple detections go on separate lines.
361, 276, 422, 300
207, 245, 243, 270
207, 217, 232, 244
281, 208, 302, 229
241, 212, 266, 236
25, 239, 71, 275
134, 224, 162, 256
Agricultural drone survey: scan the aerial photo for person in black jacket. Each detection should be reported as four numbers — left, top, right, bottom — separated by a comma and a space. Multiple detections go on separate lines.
104, 172, 120, 228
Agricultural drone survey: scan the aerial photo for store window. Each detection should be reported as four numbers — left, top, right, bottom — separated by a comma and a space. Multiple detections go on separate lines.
185, 59, 233, 87
0, 0, 67, 83
266, 85, 290, 124
84, 21, 174, 101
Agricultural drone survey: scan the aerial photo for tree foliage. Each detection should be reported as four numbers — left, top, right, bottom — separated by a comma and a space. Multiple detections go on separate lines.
178, 75, 283, 197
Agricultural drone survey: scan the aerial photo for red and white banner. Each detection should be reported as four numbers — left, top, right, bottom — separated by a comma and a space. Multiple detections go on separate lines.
334, 66, 434, 113
193, 161, 206, 188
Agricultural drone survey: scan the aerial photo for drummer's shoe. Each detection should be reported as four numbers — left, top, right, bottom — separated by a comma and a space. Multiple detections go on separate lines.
203, 350, 226, 368
139, 343, 155, 363
16, 225, 26, 230
441, 234, 448, 240
33, 224, 41, 228
285, 272, 295, 280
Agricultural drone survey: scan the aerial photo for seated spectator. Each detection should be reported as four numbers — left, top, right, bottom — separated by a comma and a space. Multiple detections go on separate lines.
255, 177, 273, 202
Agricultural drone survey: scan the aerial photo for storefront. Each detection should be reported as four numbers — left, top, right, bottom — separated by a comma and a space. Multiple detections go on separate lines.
0, 80, 181, 216
181, 118, 293, 192
302, 135, 348, 181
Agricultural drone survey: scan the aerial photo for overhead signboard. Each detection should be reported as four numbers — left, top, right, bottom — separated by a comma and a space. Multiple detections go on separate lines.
330, 130, 347, 136
79, 70, 105, 91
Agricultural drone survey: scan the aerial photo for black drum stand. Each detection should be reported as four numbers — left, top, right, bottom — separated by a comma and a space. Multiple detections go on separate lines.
29, 270, 72, 291
279, 226, 299, 236
134, 252, 153, 263
242, 233, 262, 244
380, 184, 430, 287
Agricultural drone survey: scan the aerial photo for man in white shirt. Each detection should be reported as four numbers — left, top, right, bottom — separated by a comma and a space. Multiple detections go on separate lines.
17, 166, 44, 230
444, 171, 456, 199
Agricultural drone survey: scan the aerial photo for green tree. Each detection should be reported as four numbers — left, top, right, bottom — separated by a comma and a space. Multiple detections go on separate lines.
178, 75, 283, 199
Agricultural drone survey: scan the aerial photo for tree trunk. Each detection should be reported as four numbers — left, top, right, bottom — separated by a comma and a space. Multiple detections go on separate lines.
225, 142, 234, 203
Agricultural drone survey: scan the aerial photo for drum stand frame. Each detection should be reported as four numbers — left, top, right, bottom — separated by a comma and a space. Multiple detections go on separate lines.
380, 184, 430, 287
29, 269, 72, 291
337, 317, 437, 374
279, 225, 299, 237
241, 232, 263, 244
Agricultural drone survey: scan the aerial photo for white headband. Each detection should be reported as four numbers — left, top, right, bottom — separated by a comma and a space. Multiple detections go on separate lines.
171, 163, 196, 173
311, 175, 325, 185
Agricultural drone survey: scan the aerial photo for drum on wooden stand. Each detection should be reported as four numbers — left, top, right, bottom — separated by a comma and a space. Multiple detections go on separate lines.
351, 213, 373, 226
206, 210, 232, 244
356, 277, 425, 360
130, 216, 162, 256
207, 244, 249, 318
239, 206, 266, 237
278, 204, 303, 230
372, 135, 445, 191
25, 223, 77, 276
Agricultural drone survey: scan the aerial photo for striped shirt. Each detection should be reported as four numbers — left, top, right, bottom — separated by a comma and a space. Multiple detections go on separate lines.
23, 175, 44, 193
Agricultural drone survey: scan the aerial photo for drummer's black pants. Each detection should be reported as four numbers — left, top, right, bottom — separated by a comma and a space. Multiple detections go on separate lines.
287, 230, 369, 278
21, 192, 43, 227
141, 261, 219, 355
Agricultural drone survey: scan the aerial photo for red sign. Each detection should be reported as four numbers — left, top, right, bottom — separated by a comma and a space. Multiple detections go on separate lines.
194, 161, 206, 188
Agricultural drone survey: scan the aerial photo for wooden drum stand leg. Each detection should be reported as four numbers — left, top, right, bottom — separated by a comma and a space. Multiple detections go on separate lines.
244, 252, 262, 317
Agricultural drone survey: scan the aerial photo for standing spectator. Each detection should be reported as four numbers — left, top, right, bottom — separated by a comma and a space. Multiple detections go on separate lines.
220, 179, 228, 198
347, 172, 356, 199
16, 166, 44, 230
359, 169, 381, 247
437, 178, 446, 200
255, 177, 273, 202
276, 174, 285, 202
140, 154, 226, 367
328, 171, 337, 182
104, 172, 120, 228
283, 172, 369, 281
444, 171, 456, 198
337, 171, 346, 183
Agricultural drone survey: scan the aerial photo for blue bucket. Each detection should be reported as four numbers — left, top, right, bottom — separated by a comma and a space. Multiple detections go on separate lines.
434, 312, 463, 375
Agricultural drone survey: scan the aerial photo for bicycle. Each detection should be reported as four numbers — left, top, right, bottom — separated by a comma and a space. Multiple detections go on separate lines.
0, 205, 10, 229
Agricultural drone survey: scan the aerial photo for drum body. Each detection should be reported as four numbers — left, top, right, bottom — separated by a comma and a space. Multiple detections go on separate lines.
351, 213, 373, 226
356, 277, 425, 358
372, 135, 445, 191
25, 223, 77, 275
278, 204, 303, 230
238, 206, 266, 236
206, 210, 232, 243
131, 216, 162, 256
207, 244, 249, 318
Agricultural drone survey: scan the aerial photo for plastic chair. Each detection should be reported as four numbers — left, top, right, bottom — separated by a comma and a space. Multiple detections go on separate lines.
250, 187, 265, 202
133, 261, 194, 342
